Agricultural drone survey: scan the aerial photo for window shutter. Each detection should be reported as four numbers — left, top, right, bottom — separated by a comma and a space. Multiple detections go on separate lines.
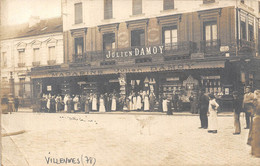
163, 0, 174, 10
75, 3, 82, 24
104, 0, 113, 19
133, 0, 142, 15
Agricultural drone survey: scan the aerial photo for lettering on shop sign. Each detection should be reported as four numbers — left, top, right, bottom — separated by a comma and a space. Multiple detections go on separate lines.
106, 46, 164, 59
45, 153, 96, 165
51, 70, 103, 77
150, 63, 194, 72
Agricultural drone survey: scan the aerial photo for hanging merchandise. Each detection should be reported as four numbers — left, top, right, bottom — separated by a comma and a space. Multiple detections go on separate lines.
136, 80, 140, 86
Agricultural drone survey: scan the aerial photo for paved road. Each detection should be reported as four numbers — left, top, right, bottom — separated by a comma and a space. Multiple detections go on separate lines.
2, 112, 260, 166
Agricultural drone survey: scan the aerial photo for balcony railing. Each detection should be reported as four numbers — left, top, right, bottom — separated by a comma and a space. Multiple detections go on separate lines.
47, 60, 56, 65
164, 41, 196, 57
32, 61, 40, 67
18, 63, 25, 67
203, 0, 215, 4
72, 43, 197, 63
239, 39, 255, 51
200, 39, 220, 54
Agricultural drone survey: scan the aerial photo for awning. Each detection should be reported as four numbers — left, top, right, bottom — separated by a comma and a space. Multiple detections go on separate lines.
30, 60, 226, 79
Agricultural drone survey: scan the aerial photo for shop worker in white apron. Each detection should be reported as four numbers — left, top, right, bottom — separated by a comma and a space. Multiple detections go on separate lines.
208, 93, 219, 134
136, 92, 142, 111
99, 94, 106, 112
144, 93, 150, 112
92, 93, 98, 111
111, 93, 117, 111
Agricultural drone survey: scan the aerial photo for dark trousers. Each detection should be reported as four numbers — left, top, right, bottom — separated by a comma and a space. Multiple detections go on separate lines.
245, 111, 252, 128
200, 110, 208, 128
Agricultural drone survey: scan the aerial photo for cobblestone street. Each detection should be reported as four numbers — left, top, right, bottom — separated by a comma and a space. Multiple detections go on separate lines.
2, 111, 260, 166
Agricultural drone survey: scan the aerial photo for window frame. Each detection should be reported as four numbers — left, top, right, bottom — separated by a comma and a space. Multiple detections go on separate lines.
162, 25, 178, 50
18, 49, 25, 64
74, 2, 83, 24
131, 29, 145, 47
1, 52, 7, 67
103, 33, 116, 51
48, 46, 56, 61
74, 37, 84, 56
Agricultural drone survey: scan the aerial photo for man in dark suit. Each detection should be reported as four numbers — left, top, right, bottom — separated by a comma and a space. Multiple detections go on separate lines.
243, 86, 254, 129
198, 89, 209, 129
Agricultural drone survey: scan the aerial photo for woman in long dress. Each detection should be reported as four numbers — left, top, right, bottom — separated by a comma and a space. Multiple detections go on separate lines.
99, 95, 106, 112
92, 94, 97, 111
162, 95, 168, 113
46, 95, 51, 112
144, 94, 150, 111
111, 94, 117, 111
136, 92, 142, 111
73, 95, 79, 112
128, 94, 133, 111
63, 95, 68, 112
208, 93, 219, 134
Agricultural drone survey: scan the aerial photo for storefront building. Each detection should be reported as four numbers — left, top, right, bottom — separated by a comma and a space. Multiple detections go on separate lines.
30, 0, 260, 111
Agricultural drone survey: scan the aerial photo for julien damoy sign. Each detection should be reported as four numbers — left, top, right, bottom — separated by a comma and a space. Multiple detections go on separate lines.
105, 45, 164, 59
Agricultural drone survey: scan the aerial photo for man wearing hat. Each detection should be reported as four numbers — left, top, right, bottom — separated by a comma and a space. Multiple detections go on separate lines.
243, 86, 255, 129
198, 89, 209, 129
232, 91, 243, 135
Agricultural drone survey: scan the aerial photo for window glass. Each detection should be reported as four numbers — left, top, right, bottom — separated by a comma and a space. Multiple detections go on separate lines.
163, 26, 177, 50
103, 33, 115, 50
48, 46, 56, 60
131, 29, 145, 47
75, 37, 83, 55
104, 0, 113, 19
133, 0, 142, 15
163, 0, 174, 10
18, 50, 25, 63
212, 24, 217, 40
75, 3, 83, 24
1, 52, 7, 67
33, 48, 40, 62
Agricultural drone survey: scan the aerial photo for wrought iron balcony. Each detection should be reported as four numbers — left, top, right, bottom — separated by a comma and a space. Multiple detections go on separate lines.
200, 39, 221, 54
163, 41, 197, 57
239, 39, 255, 51
32, 61, 40, 66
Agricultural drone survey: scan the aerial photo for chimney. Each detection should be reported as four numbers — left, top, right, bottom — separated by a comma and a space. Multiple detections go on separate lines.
29, 16, 40, 28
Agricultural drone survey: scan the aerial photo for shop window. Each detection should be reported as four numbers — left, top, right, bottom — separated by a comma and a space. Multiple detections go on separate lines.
241, 21, 247, 40
135, 58, 152, 63
75, 37, 83, 55
33, 48, 40, 62
131, 29, 145, 47
104, 0, 113, 19
48, 46, 56, 60
162, 26, 177, 50
1, 52, 7, 67
163, 0, 174, 10
203, 0, 215, 4
133, 0, 142, 15
18, 49, 25, 64
103, 33, 115, 51
74, 3, 83, 24
203, 21, 217, 46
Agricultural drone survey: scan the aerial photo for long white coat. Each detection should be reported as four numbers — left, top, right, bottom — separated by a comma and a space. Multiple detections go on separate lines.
208, 99, 219, 130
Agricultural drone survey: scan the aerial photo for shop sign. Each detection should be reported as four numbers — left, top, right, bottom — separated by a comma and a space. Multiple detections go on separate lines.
47, 85, 52, 91
191, 53, 204, 59
51, 70, 103, 77
105, 46, 164, 59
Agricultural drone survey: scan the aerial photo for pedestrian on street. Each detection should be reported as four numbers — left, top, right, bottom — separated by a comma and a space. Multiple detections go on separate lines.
162, 94, 168, 113
250, 89, 260, 157
198, 90, 209, 129
99, 94, 106, 112
50, 96, 56, 113
80, 95, 86, 112
132, 93, 137, 111
14, 96, 19, 112
67, 95, 72, 113
149, 92, 156, 112
85, 95, 91, 114
144, 92, 150, 112
7, 94, 15, 114
208, 93, 219, 134
55, 94, 62, 112
232, 91, 243, 135
73, 95, 79, 112
189, 92, 198, 114
243, 86, 254, 129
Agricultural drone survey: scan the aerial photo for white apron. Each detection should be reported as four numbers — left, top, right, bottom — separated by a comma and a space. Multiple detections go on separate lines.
136, 96, 142, 110
162, 99, 168, 112
111, 98, 117, 111
144, 96, 150, 111
99, 98, 106, 112
92, 97, 97, 111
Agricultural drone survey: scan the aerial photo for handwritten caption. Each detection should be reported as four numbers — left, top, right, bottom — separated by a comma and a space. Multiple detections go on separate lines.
59, 116, 98, 124
45, 153, 96, 166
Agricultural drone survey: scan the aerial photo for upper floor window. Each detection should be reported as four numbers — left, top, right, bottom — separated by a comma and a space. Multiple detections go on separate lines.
241, 21, 247, 40
18, 49, 25, 64
103, 33, 115, 51
33, 48, 40, 62
241, 0, 244, 4
203, 0, 215, 4
203, 21, 217, 46
104, 0, 113, 19
248, 23, 254, 42
75, 3, 83, 24
1, 52, 7, 67
163, 0, 174, 10
48, 46, 56, 60
131, 29, 145, 47
133, 0, 142, 15
259, 1, 260, 13
240, 15, 255, 42
75, 37, 83, 55
162, 26, 178, 50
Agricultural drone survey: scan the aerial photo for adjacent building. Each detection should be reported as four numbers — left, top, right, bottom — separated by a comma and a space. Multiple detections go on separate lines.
29, 0, 260, 111
0, 17, 63, 106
